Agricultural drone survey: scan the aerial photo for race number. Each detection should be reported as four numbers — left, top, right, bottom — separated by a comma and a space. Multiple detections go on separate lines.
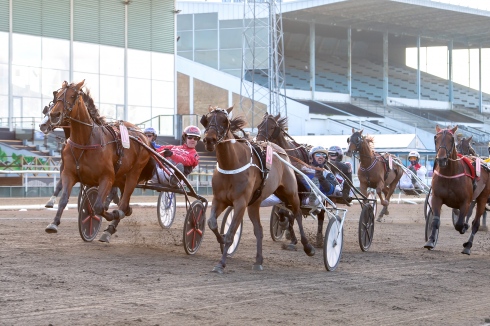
266, 144, 273, 169
476, 157, 481, 177
388, 155, 393, 170
120, 124, 130, 149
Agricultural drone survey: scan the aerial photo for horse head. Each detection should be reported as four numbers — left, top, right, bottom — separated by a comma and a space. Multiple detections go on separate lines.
434, 125, 458, 168
48, 80, 85, 127
456, 136, 476, 156
39, 91, 58, 134
345, 128, 364, 157
256, 113, 287, 142
201, 105, 233, 151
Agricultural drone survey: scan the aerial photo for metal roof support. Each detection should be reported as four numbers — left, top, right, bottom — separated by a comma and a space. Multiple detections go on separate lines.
479, 45, 483, 114
448, 40, 453, 107
417, 36, 421, 107
347, 28, 352, 97
383, 32, 389, 106
8, 0, 12, 131
309, 22, 315, 100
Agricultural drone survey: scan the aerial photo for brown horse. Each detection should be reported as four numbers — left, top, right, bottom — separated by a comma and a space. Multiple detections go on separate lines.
425, 125, 490, 254
45, 80, 154, 242
456, 136, 476, 156
201, 106, 315, 273
345, 128, 402, 221
256, 113, 340, 246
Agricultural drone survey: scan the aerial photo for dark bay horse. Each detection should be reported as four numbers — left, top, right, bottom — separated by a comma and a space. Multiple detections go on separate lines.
201, 106, 315, 273
346, 128, 402, 221
456, 136, 476, 156
256, 113, 340, 246
425, 125, 490, 254
45, 80, 154, 242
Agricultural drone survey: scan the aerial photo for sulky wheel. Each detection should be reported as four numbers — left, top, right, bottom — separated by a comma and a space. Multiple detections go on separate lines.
323, 216, 343, 271
78, 187, 103, 242
157, 191, 176, 229
358, 204, 375, 252
219, 207, 243, 257
270, 204, 286, 241
77, 184, 87, 213
367, 190, 377, 219
425, 209, 439, 249
183, 200, 206, 255
424, 189, 432, 221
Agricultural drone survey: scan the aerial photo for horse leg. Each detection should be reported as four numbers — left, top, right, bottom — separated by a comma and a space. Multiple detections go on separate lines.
45, 177, 63, 208
454, 202, 471, 234
462, 199, 486, 255
103, 187, 120, 211
316, 211, 325, 247
211, 201, 246, 274
424, 196, 443, 249
45, 176, 77, 233
247, 204, 265, 271
376, 182, 389, 221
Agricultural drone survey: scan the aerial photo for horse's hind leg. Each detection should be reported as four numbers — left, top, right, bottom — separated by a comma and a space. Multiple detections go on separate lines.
45, 176, 77, 233
316, 211, 325, 247
246, 204, 265, 271
462, 198, 486, 255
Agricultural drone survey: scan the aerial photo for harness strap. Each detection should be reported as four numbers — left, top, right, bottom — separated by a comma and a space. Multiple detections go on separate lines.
67, 138, 101, 150
359, 156, 378, 172
433, 169, 473, 179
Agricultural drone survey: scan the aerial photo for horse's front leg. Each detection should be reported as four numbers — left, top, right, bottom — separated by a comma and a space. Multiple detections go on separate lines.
424, 195, 443, 249
207, 199, 228, 245
462, 197, 487, 254
45, 176, 77, 233
245, 203, 265, 271
454, 201, 471, 235
211, 201, 245, 274
291, 202, 315, 257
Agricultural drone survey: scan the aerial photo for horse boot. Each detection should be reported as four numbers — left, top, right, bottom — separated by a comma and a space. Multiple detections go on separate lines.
277, 206, 291, 230
424, 215, 440, 250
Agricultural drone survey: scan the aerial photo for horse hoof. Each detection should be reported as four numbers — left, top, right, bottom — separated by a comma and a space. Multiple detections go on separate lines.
252, 264, 264, 271
211, 266, 224, 274
282, 243, 297, 251
45, 203, 53, 208
304, 244, 316, 257
45, 223, 58, 233
424, 240, 435, 250
376, 217, 383, 222
125, 206, 133, 217
461, 248, 471, 255
98, 231, 111, 243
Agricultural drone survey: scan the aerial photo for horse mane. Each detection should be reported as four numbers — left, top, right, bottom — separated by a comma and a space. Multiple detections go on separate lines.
364, 134, 375, 152
229, 115, 248, 135
274, 114, 288, 130
79, 86, 106, 125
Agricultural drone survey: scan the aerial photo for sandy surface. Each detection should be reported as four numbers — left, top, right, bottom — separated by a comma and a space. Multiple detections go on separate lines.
1, 196, 490, 326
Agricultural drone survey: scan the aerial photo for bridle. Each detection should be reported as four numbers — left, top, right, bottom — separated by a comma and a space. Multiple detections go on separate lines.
435, 129, 455, 164
256, 115, 281, 142
50, 85, 94, 128
202, 109, 230, 144
347, 132, 363, 154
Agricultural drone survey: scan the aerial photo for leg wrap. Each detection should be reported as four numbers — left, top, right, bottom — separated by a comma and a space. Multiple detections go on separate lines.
431, 216, 441, 229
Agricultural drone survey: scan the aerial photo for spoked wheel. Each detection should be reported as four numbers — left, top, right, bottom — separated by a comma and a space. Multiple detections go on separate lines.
157, 191, 176, 229
424, 191, 432, 221
367, 190, 377, 218
425, 210, 439, 249
270, 204, 285, 241
219, 207, 243, 257
78, 187, 103, 242
77, 184, 87, 212
183, 200, 206, 255
358, 204, 375, 252
323, 217, 344, 271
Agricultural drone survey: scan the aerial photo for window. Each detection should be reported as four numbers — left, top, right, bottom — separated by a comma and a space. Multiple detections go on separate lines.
73, 42, 99, 74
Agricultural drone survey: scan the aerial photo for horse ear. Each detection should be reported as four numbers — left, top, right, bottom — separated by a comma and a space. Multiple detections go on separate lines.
200, 114, 208, 128
436, 125, 441, 133
274, 113, 280, 121
62, 81, 68, 88
208, 105, 214, 113
226, 105, 234, 115
468, 135, 473, 142
351, 128, 355, 134
359, 129, 363, 135
452, 125, 458, 134
75, 79, 85, 90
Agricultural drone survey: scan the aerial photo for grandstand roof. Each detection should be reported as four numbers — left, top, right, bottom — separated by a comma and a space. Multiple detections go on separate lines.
283, 0, 490, 46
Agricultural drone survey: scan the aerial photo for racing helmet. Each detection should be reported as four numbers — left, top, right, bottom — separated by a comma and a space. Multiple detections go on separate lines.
328, 145, 343, 161
144, 127, 157, 138
408, 150, 420, 163
309, 145, 329, 160
182, 125, 201, 142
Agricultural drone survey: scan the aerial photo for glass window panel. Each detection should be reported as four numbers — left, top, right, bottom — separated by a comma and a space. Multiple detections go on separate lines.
195, 30, 217, 51
0, 64, 7, 95
12, 34, 41, 67
42, 37, 69, 70
73, 42, 99, 74
100, 75, 124, 104
220, 29, 242, 49
73, 72, 100, 102
152, 80, 174, 108
12, 66, 42, 97
220, 49, 241, 69
128, 49, 151, 79
177, 31, 193, 52
152, 52, 174, 81
244, 27, 268, 44
195, 51, 218, 69
100, 45, 124, 76
177, 51, 193, 61
177, 14, 193, 31
128, 105, 151, 124
21, 97, 42, 119
221, 69, 241, 78
128, 78, 151, 106
194, 13, 217, 30
0, 95, 7, 126
220, 19, 243, 29
41, 69, 70, 98
99, 103, 117, 121
0, 32, 8, 64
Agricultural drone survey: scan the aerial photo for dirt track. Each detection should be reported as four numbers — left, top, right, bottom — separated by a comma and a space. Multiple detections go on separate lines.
1, 196, 490, 326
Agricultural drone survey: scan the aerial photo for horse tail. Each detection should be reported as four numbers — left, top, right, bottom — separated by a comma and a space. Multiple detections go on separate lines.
138, 156, 157, 183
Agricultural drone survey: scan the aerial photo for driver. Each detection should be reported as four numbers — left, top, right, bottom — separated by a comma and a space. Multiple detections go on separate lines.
407, 151, 427, 188
327, 145, 353, 202
144, 127, 161, 150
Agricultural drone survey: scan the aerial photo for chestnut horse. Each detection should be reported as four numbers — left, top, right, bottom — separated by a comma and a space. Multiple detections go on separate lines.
425, 126, 490, 254
345, 129, 402, 221
45, 80, 154, 242
201, 106, 315, 273
256, 113, 340, 246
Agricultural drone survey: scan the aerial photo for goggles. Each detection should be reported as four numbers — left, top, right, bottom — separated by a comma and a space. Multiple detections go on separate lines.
187, 135, 200, 141
145, 133, 154, 138
314, 153, 327, 158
